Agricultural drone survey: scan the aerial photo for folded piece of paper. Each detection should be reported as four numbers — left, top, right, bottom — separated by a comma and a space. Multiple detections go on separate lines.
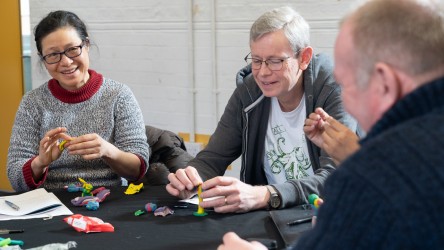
0, 188, 73, 221
179, 195, 224, 205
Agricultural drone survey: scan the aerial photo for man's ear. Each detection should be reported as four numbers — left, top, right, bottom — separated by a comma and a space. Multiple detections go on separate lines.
373, 62, 402, 113
299, 46, 313, 70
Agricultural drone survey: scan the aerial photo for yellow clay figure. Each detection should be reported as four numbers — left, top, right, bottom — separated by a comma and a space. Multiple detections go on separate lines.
79, 178, 93, 196
124, 183, 144, 195
193, 184, 207, 216
59, 140, 68, 151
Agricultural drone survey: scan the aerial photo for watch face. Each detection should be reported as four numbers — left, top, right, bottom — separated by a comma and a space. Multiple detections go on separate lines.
270, 196, 280, 208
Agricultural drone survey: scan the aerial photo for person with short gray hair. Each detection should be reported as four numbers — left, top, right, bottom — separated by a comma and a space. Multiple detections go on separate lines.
167, 6, 358, 213
250, 6, 310, 54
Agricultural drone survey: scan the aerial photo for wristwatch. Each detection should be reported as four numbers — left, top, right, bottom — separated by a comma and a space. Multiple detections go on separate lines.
266, 185, 281, 209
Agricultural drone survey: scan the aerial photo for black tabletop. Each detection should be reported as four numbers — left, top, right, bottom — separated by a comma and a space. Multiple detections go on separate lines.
0, 186, 291, 250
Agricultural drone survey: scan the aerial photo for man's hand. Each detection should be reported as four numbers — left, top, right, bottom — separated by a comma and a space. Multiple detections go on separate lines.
199, 176, 269, 213
166, 166, 203, 199
304, 108, 360, 165
303, 107, 330, 148
218, 232, 267, 250
322, 116, 360, 164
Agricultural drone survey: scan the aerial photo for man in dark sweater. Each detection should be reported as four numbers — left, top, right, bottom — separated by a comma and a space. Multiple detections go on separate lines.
218, 0, 444, 249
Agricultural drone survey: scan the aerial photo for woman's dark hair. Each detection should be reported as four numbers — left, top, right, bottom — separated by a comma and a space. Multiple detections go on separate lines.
34, 10, 89, 55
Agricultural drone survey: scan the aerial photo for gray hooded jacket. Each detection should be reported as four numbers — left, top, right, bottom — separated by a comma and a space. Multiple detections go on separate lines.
188, 53, 359, 207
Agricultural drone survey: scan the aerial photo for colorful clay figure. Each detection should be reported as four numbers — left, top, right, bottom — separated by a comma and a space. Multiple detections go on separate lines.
86, 201, 100, 211
124, 183, 144, 195
71, 189, 110, 206
0, 238, 11, 247
64, 214, 114, 233
134, 210, 145, 216
64, 183, 83, 192
134, 202, 157, 216
193, 184, 207, 217
308, 194, 324, 209
154, 206, 174, 217
0, 237, 24, 246
58, 139, 68, 151
145, 202, 157, 212
78, 178, 93, 197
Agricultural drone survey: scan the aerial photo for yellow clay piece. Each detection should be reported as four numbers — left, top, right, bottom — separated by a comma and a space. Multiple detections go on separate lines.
59, 140, 68, 151
124, 183, 144, 195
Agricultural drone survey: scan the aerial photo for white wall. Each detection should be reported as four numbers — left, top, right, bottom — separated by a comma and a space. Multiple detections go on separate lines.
29, 0, 354, 177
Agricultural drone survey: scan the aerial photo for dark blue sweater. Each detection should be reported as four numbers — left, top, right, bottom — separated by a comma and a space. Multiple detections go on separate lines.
295, 76, 444, 249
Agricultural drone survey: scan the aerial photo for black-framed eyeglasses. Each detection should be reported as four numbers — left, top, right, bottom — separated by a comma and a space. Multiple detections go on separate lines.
244, 48, 304, 71
244, 52, 291, 71
41, 42, 85, 64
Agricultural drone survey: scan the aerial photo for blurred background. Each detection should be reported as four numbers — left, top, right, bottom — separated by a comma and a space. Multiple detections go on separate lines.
1, 0, 354, 190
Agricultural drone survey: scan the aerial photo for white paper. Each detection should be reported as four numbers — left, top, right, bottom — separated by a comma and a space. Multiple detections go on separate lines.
0, 188, 73, 221
179, 195, 224, 205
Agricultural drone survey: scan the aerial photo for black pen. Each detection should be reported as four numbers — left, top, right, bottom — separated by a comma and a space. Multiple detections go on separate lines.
4, 200, 20, 211
286, 217, 312, 226
173, 205, 188, 208
0, 229, 24, 234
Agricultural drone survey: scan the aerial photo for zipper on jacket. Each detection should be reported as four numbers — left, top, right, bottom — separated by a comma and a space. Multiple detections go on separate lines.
241, 94, 265, 182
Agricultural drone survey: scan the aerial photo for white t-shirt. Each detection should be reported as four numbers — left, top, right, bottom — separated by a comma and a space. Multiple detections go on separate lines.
264, 95, 314, 184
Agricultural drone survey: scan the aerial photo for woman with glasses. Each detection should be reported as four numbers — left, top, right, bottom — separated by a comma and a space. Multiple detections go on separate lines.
7, 10, 149, 191
167, 6, 359, 213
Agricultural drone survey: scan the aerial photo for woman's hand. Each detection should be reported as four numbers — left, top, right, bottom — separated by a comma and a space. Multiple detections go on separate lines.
64, 133, 113, 160
34, 127, 72, 167
31, 127, 72, 180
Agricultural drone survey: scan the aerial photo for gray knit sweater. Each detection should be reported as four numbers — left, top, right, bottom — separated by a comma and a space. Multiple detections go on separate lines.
7, 70, 149, 191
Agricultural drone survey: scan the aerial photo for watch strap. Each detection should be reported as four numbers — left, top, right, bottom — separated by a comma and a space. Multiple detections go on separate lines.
266, 185, 277, 196
266, 185, 280, 209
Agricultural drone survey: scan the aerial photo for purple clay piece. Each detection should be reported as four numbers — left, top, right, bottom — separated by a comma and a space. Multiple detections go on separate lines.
71, 196, 98, 206
95, 189, 111, 202
70, 189, 110, 206
154, 206, 174, 217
